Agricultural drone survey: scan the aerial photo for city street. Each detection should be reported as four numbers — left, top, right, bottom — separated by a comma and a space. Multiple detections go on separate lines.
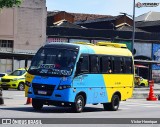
1, 90, 160, 127
1, 0, 160, 127
1, 90, 160, 118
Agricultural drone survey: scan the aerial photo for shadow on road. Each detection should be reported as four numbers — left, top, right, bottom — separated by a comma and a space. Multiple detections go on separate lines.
0, 106, 113, 113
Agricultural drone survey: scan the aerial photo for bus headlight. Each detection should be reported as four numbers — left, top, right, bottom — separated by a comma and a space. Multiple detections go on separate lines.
57, 85, 71, 90
25, 81, 31, 87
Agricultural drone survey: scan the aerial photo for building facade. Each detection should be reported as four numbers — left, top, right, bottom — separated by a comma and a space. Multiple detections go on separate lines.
47, 11, 160, 82
0, 0, 47, 72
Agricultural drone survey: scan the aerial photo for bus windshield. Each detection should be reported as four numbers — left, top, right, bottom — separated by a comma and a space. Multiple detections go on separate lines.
28, 48, 78, 77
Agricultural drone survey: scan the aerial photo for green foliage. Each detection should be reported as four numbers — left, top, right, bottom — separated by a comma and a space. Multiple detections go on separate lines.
0, 0, 22, 8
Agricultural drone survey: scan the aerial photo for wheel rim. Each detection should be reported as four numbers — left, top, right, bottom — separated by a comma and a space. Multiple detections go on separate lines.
19, 84, 24, 90
77, 98, 83, 111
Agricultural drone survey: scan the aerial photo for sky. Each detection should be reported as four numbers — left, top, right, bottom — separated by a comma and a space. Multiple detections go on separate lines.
46, 0, 160, 17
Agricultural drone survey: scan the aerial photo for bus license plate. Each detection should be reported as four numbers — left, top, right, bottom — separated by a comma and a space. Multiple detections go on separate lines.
38, 90, 47, 95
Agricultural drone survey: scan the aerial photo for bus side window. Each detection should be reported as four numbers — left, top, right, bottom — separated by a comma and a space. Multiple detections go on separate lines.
101, 56, 108, 73
125, 57, 132, 74
101, 56, 112, 74
113, 57, 121, 73
80, 55, 89, 73
120, 57, 125, 73
108, 59, 112, 73
90, 55, 99, 73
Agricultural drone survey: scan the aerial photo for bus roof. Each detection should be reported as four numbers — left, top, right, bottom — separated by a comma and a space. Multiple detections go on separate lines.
45, 42, 132, 57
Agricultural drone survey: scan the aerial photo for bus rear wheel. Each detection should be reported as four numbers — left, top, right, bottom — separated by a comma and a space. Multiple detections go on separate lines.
72, 95, 85, 113
32, 99, 43, 110
103, 94, 120, 111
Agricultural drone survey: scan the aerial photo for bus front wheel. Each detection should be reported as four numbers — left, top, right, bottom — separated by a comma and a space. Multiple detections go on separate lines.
72, 95, 85, 113
32, 99, 43, 110
103, 94, 120, 111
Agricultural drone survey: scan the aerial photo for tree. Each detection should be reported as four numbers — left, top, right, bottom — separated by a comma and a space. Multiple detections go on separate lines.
0, 0, 22, 8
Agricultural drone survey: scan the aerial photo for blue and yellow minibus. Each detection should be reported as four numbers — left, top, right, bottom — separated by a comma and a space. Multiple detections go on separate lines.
25, 42, 134, 113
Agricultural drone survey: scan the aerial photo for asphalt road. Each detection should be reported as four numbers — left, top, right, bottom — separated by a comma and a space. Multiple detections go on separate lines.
1, 89, 160, 127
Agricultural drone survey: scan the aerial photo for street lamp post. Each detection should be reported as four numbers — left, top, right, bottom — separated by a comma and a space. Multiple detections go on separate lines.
120, 12, 134, 53
132, 0, 136, 54
120, 0, 135, 54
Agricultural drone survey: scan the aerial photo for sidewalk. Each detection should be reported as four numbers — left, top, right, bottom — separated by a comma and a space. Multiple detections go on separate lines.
132, 83, 160, 99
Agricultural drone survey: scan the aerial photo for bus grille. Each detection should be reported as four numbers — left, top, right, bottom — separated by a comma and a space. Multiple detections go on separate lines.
32, 83, 55, 96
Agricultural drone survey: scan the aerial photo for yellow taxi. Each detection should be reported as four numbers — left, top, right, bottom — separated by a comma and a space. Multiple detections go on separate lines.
0, 68, 27, 90
135, 76, 148, 87
139, 77, 148, 87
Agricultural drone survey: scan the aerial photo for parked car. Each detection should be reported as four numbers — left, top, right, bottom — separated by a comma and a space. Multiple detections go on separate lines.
135, 76, 148, 87
140, 77, 148, 87
0, 68, 27, 90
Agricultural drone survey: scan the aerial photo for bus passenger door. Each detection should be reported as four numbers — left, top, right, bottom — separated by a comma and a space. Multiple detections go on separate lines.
73, 74, 107, 104
73, 55, 95, 103
73, 54, 108, 104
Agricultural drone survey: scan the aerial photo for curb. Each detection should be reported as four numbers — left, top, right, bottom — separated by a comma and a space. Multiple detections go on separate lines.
132, 90, 160, 99
134, 88, 160, 91
132, 84, 160, 99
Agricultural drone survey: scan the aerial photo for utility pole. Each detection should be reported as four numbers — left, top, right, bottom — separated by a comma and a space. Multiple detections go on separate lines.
132, 0, 136, 54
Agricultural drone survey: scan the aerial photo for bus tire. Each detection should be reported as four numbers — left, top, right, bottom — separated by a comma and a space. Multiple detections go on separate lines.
32, 99, 43, 110
72, 95, 85, 113
103, 94, 120, 111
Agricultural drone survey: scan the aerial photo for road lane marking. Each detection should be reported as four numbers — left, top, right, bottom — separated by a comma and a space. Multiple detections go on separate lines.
144, 105, 160, 107
14, 95, 24, 96
121, 102, 160, 106
119, 108, 130, 110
